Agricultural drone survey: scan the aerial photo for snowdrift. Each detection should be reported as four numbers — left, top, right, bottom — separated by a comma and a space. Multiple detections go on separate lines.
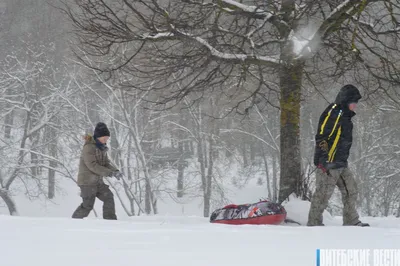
283, 196, 335, 225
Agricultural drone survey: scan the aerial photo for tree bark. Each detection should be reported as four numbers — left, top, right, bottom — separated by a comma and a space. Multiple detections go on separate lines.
250, 141, 256, 164
177, 164, 184, 197
262, 148, 272, 199
204, 136, 208, 169
278, 62, 303, 203
30, 134, 39, 179
242, 140, 248, 168
4, 107, 13, 139
0, 189, 18, 215
47, 126, 57, 199
204, 124, 214, 217
198, 137, 207, 198
151, 190, 158, 214
109, 124, 121, 164
177, 114, 185, 198
144, 178, 152, 214
272, 153, 278, 202
48, 161, 56, 199
383, 179, 391, 217
364, 178, 372, 216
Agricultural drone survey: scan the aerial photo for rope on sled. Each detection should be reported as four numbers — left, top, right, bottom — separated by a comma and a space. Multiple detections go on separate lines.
284, 218, 301, 225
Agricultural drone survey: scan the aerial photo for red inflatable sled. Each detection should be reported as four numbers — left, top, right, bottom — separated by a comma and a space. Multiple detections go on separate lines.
210, 200, 286, 225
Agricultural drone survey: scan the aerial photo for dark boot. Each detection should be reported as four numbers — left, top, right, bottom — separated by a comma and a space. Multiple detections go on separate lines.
354, 221, 370, 227
307, 223, 325, 226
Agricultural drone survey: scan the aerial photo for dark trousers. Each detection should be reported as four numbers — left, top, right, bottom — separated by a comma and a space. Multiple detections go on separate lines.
72, 182, 117, 220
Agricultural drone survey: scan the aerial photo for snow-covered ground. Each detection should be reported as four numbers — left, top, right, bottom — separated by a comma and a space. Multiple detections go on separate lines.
1, 170, 272, 218
1, 198, 400, 266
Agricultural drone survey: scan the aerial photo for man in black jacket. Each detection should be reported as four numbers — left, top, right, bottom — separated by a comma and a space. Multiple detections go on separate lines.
307, 84, 369, 227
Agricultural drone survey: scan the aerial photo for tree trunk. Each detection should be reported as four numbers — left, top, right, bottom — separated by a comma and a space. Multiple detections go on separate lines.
250, 141, 256, 164
272, 153, 278, 202
383, 179, 391, 217
109, 124, 120, 163
189, 141, 194, 156
48, 161, 56, 199
196, 121, 208, 217
262, 148, 272, 199
130, 197, 136, 216
0, 189, 18, 215
177, 164, 184, 197
47, 126, 57, 199
124, 134, 136, 215
364, 180, 372, 216
242, 140, 248, 168
152, 195, 158, 214
30, 134, 39, 179
278, 62, 303, 203
145, 179, 152, 214
204, 127, 214, 217
4, 107, 13, 139
127, 133, 135, 179
204, 137, 208, 169
184, 141, 190, 156
177, 115, 185, 198
198, 137, 207, 196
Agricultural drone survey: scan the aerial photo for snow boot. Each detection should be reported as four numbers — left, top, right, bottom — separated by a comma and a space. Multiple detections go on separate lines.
307, 223, 325, 226
355, 221, 370, 227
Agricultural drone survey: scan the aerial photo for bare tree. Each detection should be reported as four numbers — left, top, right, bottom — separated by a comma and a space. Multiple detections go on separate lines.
59, 0, 400, 205
0, 40, 76, 214
3, 0, 400, 217
352, 103, 400, 216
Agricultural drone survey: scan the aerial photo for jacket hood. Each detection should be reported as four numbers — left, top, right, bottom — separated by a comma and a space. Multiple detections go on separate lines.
334, 84, 362, 106
83, 134, 96, 145
83, 133, 109, 151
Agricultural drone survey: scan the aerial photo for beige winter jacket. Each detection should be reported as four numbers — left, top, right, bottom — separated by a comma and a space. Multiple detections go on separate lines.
77, 135, 118, 186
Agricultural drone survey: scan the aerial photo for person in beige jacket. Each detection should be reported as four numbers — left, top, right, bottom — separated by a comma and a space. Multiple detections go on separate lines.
72, 122, 122, 220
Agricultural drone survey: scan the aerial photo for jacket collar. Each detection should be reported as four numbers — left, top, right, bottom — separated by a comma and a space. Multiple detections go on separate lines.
84, 134, 108, 151
340, 103, 356, 117
95, 137, 108, 151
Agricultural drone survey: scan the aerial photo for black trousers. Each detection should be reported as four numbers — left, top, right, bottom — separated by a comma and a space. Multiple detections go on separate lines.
72, 182, 117, 220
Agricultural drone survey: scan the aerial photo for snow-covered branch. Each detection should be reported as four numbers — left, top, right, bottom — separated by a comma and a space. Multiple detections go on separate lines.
182, 0, 273, 19
141, 30, 280, 66
193, 35, 280, 65
219, 0, 271, 19
351, 16, 400, 35
295, 0, 360, 58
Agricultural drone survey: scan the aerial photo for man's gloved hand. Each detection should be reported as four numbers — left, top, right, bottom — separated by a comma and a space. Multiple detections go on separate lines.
318, 162, 336, 175
113, 170, 123, 181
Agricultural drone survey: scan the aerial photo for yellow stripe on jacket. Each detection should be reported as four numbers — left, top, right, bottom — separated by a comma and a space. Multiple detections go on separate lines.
320, 104, 337, 135
328, 126, 341, 162
328, 110, 342, 139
